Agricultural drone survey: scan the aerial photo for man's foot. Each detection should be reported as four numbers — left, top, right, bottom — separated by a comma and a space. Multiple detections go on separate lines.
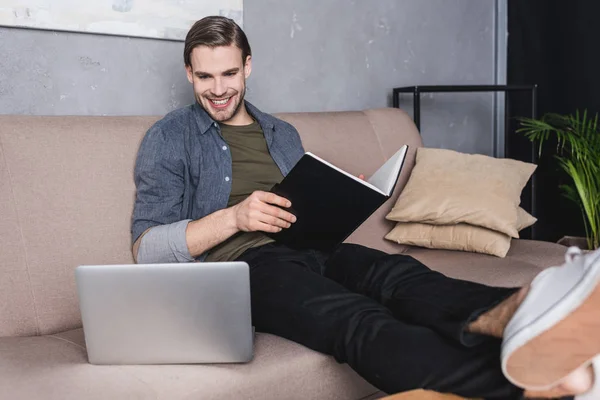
501, 246, 600, 390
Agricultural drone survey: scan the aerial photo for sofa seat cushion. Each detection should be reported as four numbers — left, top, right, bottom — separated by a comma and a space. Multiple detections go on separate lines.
0, 329, 378, 400
403, 239, 568, 288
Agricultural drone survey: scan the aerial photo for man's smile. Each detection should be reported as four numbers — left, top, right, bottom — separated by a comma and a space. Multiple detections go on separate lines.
208, 96, 233, 109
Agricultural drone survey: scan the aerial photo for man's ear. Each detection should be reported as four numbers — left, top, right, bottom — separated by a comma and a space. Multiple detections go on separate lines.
185, 65, 194, 84
244, 55, 252, 79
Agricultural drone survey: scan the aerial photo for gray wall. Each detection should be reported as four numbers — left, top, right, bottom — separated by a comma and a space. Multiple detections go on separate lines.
0, 0, 505, 155
0, 30, 191, 116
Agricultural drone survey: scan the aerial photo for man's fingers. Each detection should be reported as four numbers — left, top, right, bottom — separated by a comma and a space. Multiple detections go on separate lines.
256, 191, 291, 208
259, 203, 296, 223
241, 191, 295, 233
256, 221, 283, 233
261, 214, 291, 229
248, 207, 293, 230
256, 207, 293, 228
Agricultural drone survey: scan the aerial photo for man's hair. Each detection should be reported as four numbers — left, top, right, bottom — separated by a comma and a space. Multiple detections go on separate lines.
184, 16, 252, 67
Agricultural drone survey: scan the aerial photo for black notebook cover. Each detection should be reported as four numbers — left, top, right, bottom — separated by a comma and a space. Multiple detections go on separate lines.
266, 153, 402, 252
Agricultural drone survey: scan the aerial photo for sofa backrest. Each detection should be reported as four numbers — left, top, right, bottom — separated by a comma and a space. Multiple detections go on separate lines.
0, 108, 422, 338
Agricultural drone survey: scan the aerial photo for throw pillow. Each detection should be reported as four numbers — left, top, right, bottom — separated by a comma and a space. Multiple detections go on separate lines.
385, 207, 537, 258
516, 207, 537, 231
385, 148, 537, 238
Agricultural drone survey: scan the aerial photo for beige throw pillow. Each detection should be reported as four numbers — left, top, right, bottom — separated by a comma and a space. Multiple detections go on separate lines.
385, 208, 537, 258
386, 148, 537, 238
516, 207, 537, 231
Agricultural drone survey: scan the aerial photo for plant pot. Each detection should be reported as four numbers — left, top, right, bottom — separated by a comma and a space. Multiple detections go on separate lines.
557, 235, 591, 250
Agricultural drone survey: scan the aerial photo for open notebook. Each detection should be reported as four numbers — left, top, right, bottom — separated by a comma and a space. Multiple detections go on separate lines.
267, 145, 409, 251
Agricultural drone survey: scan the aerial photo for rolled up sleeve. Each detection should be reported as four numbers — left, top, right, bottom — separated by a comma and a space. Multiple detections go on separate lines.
136, 219, 198, 263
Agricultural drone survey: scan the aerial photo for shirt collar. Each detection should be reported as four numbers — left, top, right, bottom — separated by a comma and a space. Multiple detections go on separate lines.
192, 100, 275, 135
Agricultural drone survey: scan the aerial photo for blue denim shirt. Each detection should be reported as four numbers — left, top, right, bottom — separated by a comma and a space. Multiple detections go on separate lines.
132, 101, 305, 263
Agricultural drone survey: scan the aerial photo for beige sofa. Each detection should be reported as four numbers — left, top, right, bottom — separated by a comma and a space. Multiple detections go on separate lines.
0, 108, 568, 400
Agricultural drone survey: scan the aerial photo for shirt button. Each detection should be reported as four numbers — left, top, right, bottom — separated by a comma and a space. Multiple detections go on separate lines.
225, 176, 230, 182
222, 145, 227, 150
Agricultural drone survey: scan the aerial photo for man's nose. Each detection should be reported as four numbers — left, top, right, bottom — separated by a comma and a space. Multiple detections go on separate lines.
212, 78, 226, 97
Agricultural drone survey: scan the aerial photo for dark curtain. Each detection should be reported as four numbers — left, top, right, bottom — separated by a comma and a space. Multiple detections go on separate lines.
507, 0, 600, 243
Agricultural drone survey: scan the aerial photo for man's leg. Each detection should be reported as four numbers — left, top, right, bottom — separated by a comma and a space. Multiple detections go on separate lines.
322, 243, 596, 398
237, 243, 523, 399
321, 243, 517, 347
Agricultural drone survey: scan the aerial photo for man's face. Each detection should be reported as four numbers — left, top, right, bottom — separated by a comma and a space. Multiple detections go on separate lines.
186, 45, 251, 123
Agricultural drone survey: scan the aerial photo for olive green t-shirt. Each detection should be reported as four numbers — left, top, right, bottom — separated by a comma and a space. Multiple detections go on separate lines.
205, 120, 284, 262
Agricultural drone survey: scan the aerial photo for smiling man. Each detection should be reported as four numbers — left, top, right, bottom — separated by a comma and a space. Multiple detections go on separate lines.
185, 38, 251, 124
131, 16, 599, 400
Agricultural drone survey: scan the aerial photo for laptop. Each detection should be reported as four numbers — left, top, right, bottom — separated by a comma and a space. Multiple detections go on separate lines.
75, 262, 254, 365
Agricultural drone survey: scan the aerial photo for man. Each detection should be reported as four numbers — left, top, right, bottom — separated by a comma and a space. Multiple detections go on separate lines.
132, 16, 599, 399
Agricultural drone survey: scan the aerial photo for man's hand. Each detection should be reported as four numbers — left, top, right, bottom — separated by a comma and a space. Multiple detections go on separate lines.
232, 190, 296, 233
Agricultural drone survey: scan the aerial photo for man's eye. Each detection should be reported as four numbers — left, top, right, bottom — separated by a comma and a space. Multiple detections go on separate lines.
225, 72, 236, 76
198, 75, 209, 80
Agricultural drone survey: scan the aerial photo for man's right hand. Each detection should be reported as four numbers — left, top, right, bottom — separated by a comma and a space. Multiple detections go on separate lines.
232, 191, 296, 233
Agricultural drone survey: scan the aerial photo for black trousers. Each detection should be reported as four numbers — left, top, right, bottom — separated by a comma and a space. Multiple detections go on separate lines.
237, 242, 526, 399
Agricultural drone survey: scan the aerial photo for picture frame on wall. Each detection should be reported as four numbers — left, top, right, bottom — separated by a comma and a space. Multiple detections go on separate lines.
0, 0, 243, 41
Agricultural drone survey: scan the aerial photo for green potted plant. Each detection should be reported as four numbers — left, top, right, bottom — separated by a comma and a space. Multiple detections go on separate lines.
517, 110, 600, 250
